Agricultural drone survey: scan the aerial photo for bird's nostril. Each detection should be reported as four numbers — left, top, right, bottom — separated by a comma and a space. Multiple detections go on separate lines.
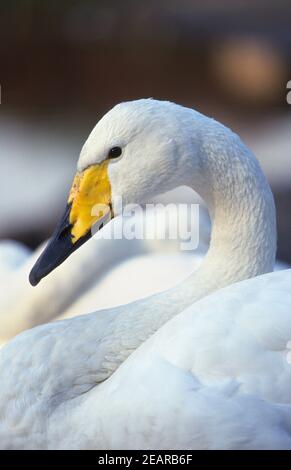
58, 224, 73, 240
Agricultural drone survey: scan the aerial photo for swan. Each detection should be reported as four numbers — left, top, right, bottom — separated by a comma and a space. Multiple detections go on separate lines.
0, 203, 207, 342
47, 269, 291, 450
0, 98, 289, 450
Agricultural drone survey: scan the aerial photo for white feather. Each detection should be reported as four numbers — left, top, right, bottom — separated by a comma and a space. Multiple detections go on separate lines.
0, 99, 289, 449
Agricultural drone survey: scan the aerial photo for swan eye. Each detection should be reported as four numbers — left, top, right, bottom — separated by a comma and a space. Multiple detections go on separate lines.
108, 146, 122, 159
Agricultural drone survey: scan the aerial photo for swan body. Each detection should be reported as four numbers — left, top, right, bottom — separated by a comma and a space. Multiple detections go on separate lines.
0, 99, 286, 449
1, 269, 291, 449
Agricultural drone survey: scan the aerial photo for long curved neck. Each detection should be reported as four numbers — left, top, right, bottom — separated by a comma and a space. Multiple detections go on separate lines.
83, 119, 277, 382
82, 118, 277, 380
164, 119, 277, 310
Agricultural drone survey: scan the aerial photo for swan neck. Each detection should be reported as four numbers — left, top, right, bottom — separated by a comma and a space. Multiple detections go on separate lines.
186, 122, 277, 295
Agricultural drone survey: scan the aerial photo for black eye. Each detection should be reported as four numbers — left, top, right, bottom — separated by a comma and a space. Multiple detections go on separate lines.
108, 146, 122, 159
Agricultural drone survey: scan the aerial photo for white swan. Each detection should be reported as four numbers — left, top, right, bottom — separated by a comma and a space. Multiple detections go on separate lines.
0, 203, 207, 342
1, 98, 290, 450
47, 269, 291, 450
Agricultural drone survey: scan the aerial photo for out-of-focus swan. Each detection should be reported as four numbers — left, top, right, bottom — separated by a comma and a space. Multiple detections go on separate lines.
1, 99, 290, 450
0, 232, 149, 341
59, 202, 208, 319
0, 204, 208, 342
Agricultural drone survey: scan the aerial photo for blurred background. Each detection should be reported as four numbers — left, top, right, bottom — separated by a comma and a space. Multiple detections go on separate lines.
1, 0, 291, 262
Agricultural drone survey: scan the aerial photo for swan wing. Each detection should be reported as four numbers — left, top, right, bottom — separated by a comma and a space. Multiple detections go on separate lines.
74, 269, 291, 450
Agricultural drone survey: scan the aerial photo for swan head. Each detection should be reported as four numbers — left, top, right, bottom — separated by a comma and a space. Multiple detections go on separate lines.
29, 99, 201, 286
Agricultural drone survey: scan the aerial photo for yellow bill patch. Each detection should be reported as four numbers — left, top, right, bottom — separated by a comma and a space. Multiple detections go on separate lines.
68, 161, 112, 243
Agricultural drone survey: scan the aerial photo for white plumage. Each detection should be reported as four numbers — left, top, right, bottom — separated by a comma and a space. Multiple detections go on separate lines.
0, 204, 208, 341
1, 270, 291, 449
0, 99, 290, 449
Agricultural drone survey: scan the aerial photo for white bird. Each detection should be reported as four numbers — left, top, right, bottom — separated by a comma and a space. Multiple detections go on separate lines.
46, 270, 291, 449
0, 203, 207, 342
0, 98, 290, 450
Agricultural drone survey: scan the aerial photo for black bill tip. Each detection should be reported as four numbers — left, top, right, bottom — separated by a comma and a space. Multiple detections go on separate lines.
29, 203, 92, 286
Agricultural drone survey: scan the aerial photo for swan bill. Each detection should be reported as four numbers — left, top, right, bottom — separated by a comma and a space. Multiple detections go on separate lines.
68, 162, 112, 244
29, 162, 113, 286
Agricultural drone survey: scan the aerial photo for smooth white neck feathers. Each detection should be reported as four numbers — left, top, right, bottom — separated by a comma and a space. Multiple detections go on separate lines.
80, 99, 276, 306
